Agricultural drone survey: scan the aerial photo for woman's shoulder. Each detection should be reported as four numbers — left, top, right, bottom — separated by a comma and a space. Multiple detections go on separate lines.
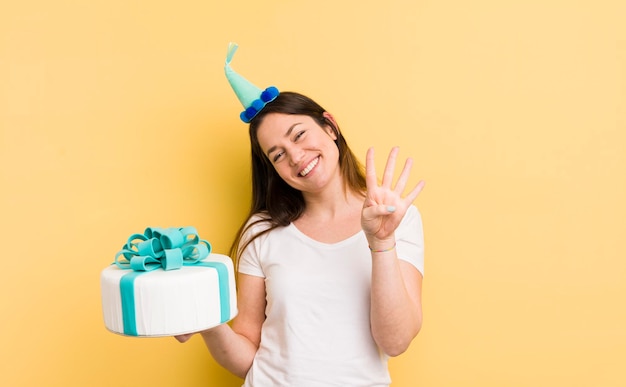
242, 212, 275, 236
238, 212, 285, 254
246, 211, 272, 226
403, 204, 421, 220
398, 204, 423, 230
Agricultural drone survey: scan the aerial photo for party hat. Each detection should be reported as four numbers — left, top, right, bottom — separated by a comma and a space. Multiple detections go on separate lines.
225, 43, 279, 123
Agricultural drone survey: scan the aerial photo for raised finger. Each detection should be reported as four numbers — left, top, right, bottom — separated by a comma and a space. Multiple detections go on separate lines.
382, 146, 400, 188
365, 147, 378, 190
405, 180, 425, 204
393, 157, 413, 194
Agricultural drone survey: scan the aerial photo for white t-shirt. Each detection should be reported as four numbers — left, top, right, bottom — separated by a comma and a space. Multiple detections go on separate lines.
238, 205, 424, 387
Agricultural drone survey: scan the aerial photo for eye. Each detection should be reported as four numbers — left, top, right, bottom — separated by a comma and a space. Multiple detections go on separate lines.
272, 151, 284, 163
294, 130, 306, 141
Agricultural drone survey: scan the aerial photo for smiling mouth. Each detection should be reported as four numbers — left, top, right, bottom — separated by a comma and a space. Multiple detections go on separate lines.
299, 157, 319, 177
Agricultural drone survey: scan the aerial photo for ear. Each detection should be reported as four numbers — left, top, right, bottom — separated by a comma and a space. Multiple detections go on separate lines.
322, 112, 339, 140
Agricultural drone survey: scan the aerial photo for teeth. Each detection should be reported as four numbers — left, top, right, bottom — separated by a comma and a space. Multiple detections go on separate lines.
300, 157, 319, 176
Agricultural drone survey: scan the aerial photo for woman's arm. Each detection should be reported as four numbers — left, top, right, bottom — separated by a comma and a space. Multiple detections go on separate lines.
369, 246, 423, 356
176, 273, 266, 378
361, 147, 425, 356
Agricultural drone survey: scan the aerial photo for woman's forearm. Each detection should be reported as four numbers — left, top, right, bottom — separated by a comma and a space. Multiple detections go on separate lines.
370, 245, 423, 357
200, 324, 259, 379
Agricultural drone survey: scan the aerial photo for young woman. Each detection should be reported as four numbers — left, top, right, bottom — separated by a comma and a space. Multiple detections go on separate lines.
176, 46, 425, 386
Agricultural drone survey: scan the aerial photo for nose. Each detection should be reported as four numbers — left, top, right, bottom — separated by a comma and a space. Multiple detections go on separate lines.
287, 147, 305, 166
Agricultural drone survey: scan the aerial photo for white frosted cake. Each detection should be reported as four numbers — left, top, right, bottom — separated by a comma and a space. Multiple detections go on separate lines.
101, 227, 237, 337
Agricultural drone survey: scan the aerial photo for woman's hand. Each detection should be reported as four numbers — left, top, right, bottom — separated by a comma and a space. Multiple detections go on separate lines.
174, 333, 195, 343
174, 325, 221, 343
361, 147, 424, 246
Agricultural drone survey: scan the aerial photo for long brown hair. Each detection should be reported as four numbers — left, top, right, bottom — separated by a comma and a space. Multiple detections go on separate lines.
229, 92, 366, 265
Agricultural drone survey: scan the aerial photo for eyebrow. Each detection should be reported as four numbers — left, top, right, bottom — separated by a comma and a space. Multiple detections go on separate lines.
266, 122, 302, 157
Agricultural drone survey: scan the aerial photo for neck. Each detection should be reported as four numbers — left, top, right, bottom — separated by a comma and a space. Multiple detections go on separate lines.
294, 179, 365, 244
301, 180, 364, 221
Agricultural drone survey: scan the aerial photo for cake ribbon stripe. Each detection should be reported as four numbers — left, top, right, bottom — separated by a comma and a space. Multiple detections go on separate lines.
114, 227, 231, 336
194, 262, 231, 323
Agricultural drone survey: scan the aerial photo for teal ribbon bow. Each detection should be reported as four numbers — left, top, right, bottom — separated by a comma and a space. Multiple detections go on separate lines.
115, 226, 211, 272
114, 227, 231, 336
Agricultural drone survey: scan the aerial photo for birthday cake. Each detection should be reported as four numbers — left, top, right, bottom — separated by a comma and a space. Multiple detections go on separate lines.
100, 227, 237, 337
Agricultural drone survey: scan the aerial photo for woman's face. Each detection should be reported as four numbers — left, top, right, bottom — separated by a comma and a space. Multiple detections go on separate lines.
256, 112, 341, 194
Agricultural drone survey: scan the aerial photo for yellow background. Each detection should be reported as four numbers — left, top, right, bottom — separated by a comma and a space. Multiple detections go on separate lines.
1, 1, 625, 386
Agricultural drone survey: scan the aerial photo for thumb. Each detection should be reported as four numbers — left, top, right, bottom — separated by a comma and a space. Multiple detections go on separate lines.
363, 204, 397, 219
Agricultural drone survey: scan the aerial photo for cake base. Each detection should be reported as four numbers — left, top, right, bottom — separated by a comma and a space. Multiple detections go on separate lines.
101, 253, 237, 337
